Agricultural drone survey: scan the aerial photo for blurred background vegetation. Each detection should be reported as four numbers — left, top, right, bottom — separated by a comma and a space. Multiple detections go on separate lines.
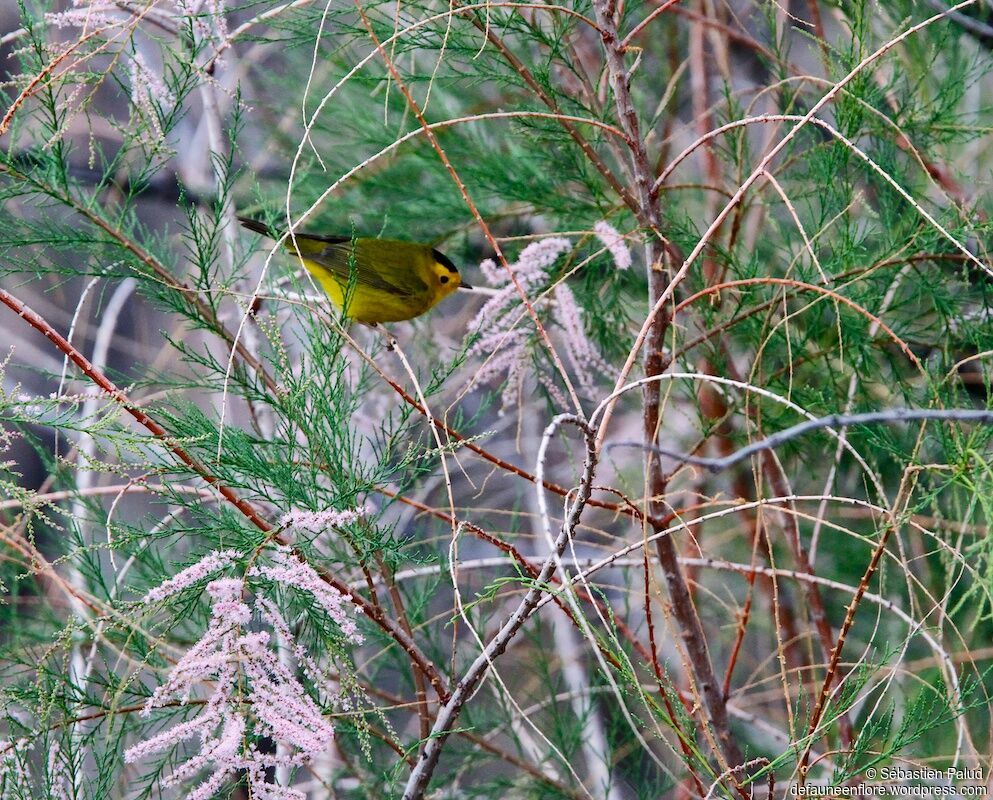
2, 0, 993, 798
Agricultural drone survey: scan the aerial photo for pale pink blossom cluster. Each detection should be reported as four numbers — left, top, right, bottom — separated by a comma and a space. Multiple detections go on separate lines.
469, 238, 571, 411
45, 2, 122, 29
126, 576, 341, 800
249, 546, 364, 644
469, 234, 615, 409
42, 3, 177, 115
471, 238, 573, 329
47, 742, 71, 800
280, 505, 368, 533
128, 51, 176, 146
0, 739, 31, 794
44, 1, 230, 148
176, 0, 230, 51
593, 220, 632, 270
141, 549, 238, 604
47, 0, 229, 45
256, 598, 335, 704
552, 284, 615, 395
13, 392, 54, 418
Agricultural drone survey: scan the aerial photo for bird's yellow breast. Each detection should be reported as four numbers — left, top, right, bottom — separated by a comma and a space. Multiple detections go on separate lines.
302, 258, 436, 324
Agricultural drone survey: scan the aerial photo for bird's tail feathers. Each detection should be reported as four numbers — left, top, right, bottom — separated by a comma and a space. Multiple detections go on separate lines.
237, 216, 274, 238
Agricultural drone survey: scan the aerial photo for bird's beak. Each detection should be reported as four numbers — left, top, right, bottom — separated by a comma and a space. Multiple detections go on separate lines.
459, 278, 474, 290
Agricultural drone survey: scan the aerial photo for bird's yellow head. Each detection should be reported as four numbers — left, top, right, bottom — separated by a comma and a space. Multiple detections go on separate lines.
425, 249, 472, 301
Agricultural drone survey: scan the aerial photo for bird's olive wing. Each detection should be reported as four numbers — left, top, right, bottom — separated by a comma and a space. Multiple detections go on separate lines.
291, 236, 428, 297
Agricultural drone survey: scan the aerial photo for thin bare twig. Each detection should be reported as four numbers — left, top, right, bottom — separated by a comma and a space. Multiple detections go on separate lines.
401, 415, 598, 800
608, 408, 993, 474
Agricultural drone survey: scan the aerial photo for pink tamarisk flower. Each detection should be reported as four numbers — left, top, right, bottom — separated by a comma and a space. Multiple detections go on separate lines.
467, 238, 570, 413
593, 220, 632, 270
249, 546, 364, 644
141, 549, 239, 604
552, 284, 616, 394
127, 544, 362, 797
468, 233, 615, 408
279, 505, 368, 532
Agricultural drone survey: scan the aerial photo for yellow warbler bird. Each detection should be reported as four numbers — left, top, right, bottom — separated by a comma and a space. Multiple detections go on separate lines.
239, 216, 472, 324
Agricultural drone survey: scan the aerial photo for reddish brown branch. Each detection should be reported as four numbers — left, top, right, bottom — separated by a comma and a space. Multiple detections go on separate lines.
0, 285, 449, 703
591, 0, 745, 778
798, 524, 896, 779
0, 161, 281, 397
1, 286, 272, 531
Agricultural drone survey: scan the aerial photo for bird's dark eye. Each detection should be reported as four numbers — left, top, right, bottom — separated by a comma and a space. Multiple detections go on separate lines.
440, 275, 450, 284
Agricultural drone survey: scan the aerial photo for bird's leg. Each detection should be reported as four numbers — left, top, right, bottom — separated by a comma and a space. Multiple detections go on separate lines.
362, 321, 398, 351
382, 324, 398, 352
